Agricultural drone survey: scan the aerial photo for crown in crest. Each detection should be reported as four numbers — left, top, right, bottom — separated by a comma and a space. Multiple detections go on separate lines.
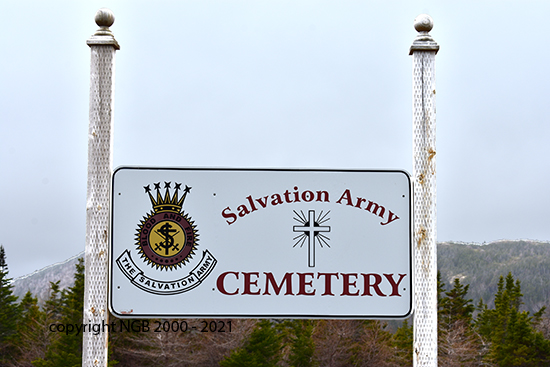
143, 182, 190, 214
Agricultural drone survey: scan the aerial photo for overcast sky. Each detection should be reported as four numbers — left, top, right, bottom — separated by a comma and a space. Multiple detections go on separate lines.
2, 0, 550, 279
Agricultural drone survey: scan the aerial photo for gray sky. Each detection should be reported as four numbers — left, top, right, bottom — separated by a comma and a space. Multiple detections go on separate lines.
2, 0, 550, 279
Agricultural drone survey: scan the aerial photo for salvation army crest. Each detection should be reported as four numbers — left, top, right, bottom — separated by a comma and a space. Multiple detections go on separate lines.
137, 182, 197, 270
115, 181, 217, 296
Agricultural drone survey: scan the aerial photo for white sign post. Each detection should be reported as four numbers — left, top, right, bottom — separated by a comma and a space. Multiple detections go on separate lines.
83, 8, 119, 367
110, 167, 412, 319
410, 14, 439, 367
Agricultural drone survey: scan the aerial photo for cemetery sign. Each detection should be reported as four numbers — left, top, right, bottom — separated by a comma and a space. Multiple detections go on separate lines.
110, 167, 412, 319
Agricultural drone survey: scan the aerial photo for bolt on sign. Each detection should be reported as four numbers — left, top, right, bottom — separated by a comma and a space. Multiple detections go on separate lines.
110, 167, 412, 319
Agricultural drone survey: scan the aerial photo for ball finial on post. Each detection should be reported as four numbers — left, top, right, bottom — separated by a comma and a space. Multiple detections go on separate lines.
409, 14, 438, 55
87, 8, 120, 50
95, 8, 115, 28
413, 14, 434, 33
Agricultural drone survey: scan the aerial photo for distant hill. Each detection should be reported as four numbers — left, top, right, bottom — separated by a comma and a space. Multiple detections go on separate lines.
11, 240, 550, 314
11, 252, 83, 305
438, 240, 550, 313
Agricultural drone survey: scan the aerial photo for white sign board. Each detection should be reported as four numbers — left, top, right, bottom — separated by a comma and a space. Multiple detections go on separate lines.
110, 167, 412, 319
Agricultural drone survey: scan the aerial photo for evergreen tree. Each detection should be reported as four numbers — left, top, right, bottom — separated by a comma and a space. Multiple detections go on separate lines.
438, 277, 484, 366
476, 272, 550, 366
33, 258, 85, 367
440, 277, 475, 326
437, 271, 446, 309
283, 319, 316, 367
392, 319, 413, 366
11, 291, 49, 366
42, 280, 64, 325
220, 319, 282, 367
0, 245, 20, 367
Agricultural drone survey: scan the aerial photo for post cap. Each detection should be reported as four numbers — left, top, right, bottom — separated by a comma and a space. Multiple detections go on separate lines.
87, 8, 120, 50
95, 8, 115, 28
414, 14, 434, 33
409, 14, 438, 55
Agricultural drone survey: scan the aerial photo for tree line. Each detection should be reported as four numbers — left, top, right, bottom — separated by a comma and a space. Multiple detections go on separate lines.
2, 244, 550, 366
